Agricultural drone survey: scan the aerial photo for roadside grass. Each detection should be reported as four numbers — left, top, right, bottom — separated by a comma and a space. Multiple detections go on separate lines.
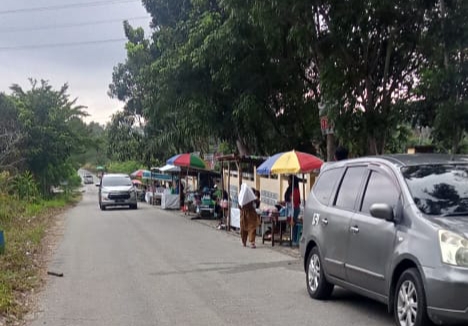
0, 193, 80, 324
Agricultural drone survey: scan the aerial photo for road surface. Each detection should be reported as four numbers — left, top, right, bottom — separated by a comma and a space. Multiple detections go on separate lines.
29, 183, 394, 326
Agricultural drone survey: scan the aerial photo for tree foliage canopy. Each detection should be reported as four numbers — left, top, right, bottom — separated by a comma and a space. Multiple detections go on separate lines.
1, 80, 91, 195
106, 0, 468, 159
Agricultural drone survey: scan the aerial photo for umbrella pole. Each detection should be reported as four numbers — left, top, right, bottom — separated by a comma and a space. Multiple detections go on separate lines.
302, 173, 306, 207
290, 175, 294, 247
221, 161, 225, 224
227, 163, 231, 231
185, 168, 188, 211
151, 171, 154, 206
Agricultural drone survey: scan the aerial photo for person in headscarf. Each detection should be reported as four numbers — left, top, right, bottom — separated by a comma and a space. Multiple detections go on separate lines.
240, 200, 258, 248
239, 184, 259, 248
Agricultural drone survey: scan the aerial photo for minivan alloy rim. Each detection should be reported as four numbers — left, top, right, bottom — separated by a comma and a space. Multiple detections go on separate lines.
308, 254, 320, 292
397, 280, 418, 326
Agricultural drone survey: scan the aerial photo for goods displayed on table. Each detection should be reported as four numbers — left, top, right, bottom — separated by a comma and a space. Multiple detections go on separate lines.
259, 206, 294, 245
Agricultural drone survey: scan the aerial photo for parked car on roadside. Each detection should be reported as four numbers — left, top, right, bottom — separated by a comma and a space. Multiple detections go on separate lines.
97, 173, 137, 210
300, 154, 468, 326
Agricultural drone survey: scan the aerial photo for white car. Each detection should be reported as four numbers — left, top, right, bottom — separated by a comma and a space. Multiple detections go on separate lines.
97, 174, 138, 210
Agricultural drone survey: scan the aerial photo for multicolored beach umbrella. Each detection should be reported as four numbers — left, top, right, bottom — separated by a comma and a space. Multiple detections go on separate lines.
166, 153, 206, 169
256, 150, 323, 175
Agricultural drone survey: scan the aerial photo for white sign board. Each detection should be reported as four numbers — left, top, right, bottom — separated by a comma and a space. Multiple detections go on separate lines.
230, 208, 240, 228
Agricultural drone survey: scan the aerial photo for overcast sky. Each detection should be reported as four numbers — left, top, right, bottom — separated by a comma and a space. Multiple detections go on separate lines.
0, 0, 152, 124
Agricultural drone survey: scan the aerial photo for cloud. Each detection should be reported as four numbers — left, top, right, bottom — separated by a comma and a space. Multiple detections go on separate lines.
0, 0, 151, 123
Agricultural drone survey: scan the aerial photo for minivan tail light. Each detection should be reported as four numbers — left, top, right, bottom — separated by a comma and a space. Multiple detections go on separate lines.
438, 230, 468, 267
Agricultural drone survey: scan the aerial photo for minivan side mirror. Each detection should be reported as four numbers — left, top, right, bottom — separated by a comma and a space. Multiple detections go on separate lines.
370, 203, 394, 222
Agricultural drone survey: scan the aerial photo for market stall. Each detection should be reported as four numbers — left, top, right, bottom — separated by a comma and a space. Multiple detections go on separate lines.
130, 169, 173, 205
216, 154, 267, 230
256, 150, 323, 247
167, 153, 207, 200
161, 191, 180, 209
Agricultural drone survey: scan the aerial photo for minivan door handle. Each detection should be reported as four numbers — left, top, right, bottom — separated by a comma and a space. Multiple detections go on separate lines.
350, 226, 359, 234
321, 218, 328, 226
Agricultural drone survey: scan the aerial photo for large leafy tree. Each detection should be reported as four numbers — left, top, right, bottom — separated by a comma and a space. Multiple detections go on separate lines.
111, 0, 324, 158
109, 21, 153, 127
111, 0, 468, 159
415, 0, 468, 153
10, 80, 89, 194
316, 0, 436, 155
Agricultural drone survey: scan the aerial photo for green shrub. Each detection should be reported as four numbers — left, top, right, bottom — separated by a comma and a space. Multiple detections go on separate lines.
106, 161, 144, 174
11, 171, 39, 203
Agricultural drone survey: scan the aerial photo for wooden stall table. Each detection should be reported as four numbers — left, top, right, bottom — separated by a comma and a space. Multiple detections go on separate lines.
261, 212, 293, 247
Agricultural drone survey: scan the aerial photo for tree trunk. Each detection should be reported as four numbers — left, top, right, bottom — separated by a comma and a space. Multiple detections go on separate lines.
368, 137, 379, 155
440, 0, 449, 69
326, 134, 335, 161
452, 127, 461, 154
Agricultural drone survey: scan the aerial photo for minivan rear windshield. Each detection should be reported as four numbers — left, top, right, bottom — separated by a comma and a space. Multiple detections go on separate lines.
402, 164, 468, 216
102, 177, 132, 187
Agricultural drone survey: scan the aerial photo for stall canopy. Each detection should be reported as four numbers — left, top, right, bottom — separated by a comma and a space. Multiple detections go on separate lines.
167, 153, 206, 169
158, 164, 181, 173
130, 169, 150, 178
130, 169, 172, 181
256, 150, 323, 175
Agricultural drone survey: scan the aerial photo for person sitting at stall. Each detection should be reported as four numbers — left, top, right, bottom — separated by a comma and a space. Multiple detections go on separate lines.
139, 185, 147, 202
213, 184, 222, 218
252, 188, 261, 209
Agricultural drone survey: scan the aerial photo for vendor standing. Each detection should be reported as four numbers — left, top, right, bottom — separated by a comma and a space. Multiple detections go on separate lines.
284, 175, 301, 245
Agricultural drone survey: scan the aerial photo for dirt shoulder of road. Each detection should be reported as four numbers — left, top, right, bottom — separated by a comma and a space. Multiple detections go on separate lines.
0, 197, 79, 326
20, 207, 68, 326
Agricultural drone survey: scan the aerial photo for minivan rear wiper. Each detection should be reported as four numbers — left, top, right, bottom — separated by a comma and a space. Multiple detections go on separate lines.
441, 211, 468, 217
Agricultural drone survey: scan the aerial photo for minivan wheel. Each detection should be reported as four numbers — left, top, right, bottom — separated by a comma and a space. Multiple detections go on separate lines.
306, 247, 334, 299
100, 205, 106, 211
394, 268, 430, 326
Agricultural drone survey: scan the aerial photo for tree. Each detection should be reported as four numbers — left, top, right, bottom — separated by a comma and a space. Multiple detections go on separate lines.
315, 0, 436, 155
10, 79, 89, 194
109, 21, 152, 127
415, 0, 468, 153
71, 121, 108, 166
0, 94, 22, 170
105, 111, 144, 162
112, 0, 324, 158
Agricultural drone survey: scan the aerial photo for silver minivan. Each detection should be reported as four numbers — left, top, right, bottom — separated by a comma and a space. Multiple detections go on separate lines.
300, 154, 468, 326
97, 174, 138, 210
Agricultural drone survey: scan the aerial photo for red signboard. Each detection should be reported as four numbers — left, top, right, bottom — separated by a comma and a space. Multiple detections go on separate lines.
320, 116, 334, 135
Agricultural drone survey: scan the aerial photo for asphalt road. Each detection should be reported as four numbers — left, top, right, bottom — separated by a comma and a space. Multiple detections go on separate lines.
28, 183, 394, 326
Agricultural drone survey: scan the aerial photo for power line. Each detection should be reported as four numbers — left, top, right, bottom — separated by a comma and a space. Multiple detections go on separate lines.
0, 38, 128, 51
0, 16, 150, 34
0, 0, 140, 15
